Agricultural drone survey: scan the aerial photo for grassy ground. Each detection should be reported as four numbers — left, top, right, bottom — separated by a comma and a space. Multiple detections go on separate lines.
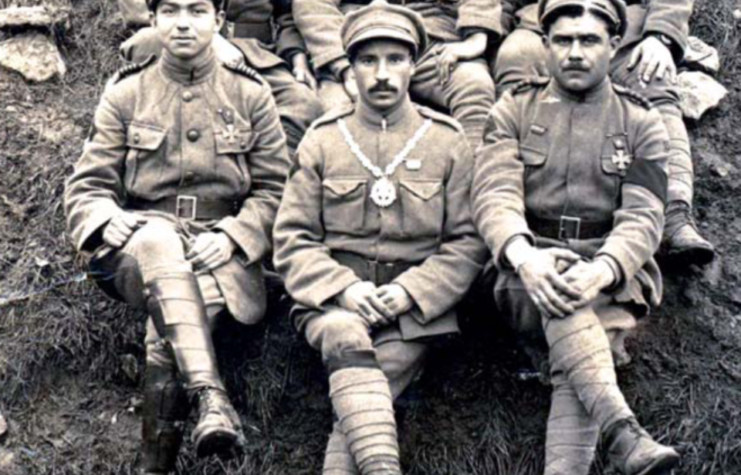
1, 0, 740, 473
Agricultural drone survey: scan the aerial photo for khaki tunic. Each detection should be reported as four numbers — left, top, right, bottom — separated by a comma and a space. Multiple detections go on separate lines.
473, 78, 670, 323
273, 101, 487, 340
64, 52, 291, 324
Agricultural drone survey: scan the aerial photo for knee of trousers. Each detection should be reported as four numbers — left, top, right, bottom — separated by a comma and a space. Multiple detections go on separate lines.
493, 29, 547, 92
306, 310, 374, 364
375, 339, 427, 385
318, 79, 352, 113
446, 62, 496, 109
125, 222, 187, 273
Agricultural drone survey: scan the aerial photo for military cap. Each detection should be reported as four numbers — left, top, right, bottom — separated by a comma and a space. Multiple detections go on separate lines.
341, 0, 428, 60
538, 0, 627, 37
148, 0, 227, 12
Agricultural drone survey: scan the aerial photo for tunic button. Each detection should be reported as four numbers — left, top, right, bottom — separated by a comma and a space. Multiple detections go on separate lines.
182, 91, 193, 102
187, 129, 200, 142
614, 139, 625, 149
133, 133, 140, 144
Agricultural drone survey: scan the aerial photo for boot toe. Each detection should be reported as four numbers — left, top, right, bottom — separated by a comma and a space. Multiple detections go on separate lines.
631, 445, 680, 475
664, 225, 715, 266
194, 425, 240, 459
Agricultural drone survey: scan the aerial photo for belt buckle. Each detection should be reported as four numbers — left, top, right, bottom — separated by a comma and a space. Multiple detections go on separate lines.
559, 216, 581, 240
176, 195, 197, 220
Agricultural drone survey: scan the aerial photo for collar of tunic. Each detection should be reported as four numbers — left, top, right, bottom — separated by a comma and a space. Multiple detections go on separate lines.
355, 97, 416, 131
160, 45, 217, 85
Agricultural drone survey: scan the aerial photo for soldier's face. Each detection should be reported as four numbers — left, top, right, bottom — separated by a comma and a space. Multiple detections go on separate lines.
352, 40, 415, 114
543, 12, 620, 93
152, 0, 225, 60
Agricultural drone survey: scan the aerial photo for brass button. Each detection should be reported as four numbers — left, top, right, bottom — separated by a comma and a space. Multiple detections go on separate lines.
184, 171, 195, 183
240, 141, 247, 149
182, 91, 193, 102
614, 139, 625, 149
187, 129, 200, 142
133, 133, 140, 144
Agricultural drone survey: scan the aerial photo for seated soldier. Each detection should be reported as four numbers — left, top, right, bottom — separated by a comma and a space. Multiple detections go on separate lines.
273, 2, 486, 473
492, 0, 714, 266
293, 0, 502, 149
64, 0, 290, 473
119, 0, 322, 155
473, 0, 680, 474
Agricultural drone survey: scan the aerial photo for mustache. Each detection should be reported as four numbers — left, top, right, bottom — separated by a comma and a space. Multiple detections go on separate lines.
369, 83, 397, 93
563, 64, 590, 72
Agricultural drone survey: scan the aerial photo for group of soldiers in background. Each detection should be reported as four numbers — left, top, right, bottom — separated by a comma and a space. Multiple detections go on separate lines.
63, 0, 714, 473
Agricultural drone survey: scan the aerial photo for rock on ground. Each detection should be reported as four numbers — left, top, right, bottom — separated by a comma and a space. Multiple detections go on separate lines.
0, 32, 65, 82
677, 71, 729, 120
684, 36, 721, 73
0, 5, 70, 29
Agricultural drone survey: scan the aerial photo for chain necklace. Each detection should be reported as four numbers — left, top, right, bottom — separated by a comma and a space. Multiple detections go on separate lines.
338, 118, 432, 207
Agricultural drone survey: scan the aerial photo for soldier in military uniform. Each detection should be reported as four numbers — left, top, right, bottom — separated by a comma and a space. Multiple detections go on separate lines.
473, 0, 680, 473
492, 0, 714, 265
119, 0, 322, 154
293, 0, 502, 150
274, 2, 486, 473
65, 0, 291, 472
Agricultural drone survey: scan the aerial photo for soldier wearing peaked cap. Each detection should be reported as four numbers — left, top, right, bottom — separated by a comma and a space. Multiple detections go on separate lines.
474, 1, 680, 473
274, 2, 486, 473
293, 0, 499, 150
493, 0, 715, 266
118, 0, 323, 156
65, 0, 291, 472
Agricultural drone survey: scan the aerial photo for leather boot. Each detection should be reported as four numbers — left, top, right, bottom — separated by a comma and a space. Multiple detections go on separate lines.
139, 360, 189, 474
663, 201, 715, 266
145, 272, 242, 458
605, 418, 679, 475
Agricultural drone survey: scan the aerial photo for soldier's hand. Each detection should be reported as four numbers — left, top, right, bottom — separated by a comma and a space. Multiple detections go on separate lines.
517, 248, 582, 318
102, 212, 147, 248
337, 281, 391, 327
342, 68, 359, 103
434, 32, 487, 85
213, 34, 246, 66
562, 259, 616, 308
292, 52, 317, 91
628, 36, 677, 85
375, 284, 414, 318
186, 232, 237, 271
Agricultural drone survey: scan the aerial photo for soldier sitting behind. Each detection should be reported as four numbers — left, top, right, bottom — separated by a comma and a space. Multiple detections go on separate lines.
273, 1, 486, 473
473, 0, 680, 474
64, 0, 291, 473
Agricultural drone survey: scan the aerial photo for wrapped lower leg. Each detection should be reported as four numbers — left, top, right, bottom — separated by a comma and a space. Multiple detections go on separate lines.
330, 367, 401, 475
323, 422, 359, 474
543, 308, 633, 433
544, 375, 599, 475
145, 273, 225, 393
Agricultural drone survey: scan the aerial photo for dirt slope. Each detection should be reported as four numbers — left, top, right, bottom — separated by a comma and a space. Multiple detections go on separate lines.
0, 1, 739, 473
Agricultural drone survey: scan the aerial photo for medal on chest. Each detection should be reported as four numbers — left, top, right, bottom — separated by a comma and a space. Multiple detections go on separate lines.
338, 119, 433, 208
611, 138, 632, 173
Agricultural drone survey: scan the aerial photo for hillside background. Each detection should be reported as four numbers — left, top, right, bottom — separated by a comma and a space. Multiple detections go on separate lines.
0, 0, 740, 473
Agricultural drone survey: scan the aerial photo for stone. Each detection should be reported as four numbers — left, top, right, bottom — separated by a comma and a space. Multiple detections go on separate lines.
0, 6, 70, 30
677, 71, 728, 120
684, 37, 720, 74
0, 412, 7, 440
0, 32, 65, 82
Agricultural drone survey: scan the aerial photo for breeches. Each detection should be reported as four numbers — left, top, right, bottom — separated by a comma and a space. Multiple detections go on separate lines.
304, 307, 428, 400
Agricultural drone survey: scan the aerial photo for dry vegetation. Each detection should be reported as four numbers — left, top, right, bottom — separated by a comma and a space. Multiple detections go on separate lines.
0, 0, 740, 473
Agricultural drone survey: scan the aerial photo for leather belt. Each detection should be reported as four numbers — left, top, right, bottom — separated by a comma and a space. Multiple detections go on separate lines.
332, 251, 417, 286
527, 213, 613, 241
128, 195, 241, 221
232, 20, 273, 44
345, 0, 408, 5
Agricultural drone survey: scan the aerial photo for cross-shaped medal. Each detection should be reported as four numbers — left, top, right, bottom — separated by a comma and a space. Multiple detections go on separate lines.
612, 149, 632, 172
221, 109, 237, 143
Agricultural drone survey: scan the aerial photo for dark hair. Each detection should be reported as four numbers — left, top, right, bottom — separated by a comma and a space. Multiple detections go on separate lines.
148, 0, 227, 13
348, 38, 416, 64
541, 5, 620, 37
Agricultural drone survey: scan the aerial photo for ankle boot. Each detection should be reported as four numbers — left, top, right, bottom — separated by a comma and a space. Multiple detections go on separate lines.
605, 418, 680, 475
144, 273, 240, 458
663, 201, 715, 266
191, 387, 244, 459
323, 422, 359, 474
139, 362, 189, 474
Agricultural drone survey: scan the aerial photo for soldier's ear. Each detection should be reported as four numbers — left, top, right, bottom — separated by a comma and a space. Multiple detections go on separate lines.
149, 10, 156, 28
609, 35, 621, 59
541, 34, 550, 48
214, 10, 226, 32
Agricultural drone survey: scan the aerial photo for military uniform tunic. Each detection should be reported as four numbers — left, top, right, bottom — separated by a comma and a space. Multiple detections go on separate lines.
473, 78, 669, 344
65, 49, 291, 324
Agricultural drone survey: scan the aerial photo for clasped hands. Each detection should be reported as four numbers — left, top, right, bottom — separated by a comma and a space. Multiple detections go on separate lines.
103, 212, 237, 271
337, 281, 414, 328
516, 248, 615, 319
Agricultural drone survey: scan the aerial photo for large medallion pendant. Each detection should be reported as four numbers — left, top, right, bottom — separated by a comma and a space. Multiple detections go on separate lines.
370, 177, 397, 208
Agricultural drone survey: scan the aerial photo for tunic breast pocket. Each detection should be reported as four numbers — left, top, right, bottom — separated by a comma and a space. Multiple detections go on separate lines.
214, 129, 256, 192
125, 123, 167, 195
400, 179, 444, 238
322, 179, 367, 234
